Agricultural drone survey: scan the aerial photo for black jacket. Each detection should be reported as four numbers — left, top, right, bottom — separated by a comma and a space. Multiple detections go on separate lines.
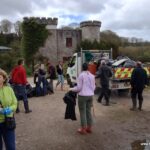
130, 66, 148, 89
96, 65, 112, 86
38, 68, 46, 76
49, 65, 56, 79
63, 91, 77, 120
56, 65, 63, 75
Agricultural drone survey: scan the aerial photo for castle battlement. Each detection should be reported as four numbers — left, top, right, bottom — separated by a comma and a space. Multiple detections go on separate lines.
80, 20, 101, 28
23, 17, 58, 25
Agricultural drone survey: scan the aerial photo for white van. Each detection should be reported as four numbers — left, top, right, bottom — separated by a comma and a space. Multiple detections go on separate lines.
66, 49, 113, 86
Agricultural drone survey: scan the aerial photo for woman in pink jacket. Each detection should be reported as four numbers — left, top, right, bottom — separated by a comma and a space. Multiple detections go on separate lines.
70, 63, 95, 134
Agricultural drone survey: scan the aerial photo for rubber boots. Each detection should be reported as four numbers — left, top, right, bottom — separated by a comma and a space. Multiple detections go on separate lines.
130, 98, 137, 111
24, 101, 32, 113
138, 99, 143, 111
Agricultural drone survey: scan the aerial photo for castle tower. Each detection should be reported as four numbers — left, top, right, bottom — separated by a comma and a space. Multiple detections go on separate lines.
46, 18, 58, 29
80, 20, 101, 42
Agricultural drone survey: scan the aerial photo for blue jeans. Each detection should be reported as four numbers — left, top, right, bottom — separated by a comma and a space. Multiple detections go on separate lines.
13, 84, 28, 102
56, 75, 64, 89
37, 76, 47, 95
0, 123, 16, 150
13, 84, 29, 111
57, 75, 64, 85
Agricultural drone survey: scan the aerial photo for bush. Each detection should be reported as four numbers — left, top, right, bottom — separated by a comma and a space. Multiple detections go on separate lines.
119, 46, 150, 62
24, 65, 32, 77
0, 49, 21, 73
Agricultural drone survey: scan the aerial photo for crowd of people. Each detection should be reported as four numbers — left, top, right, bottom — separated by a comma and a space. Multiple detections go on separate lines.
0, 57, 149, 149
0, 58, 65, 149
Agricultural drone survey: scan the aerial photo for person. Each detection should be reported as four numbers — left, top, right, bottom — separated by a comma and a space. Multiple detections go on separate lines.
130, 61, 148, 111
37, 63, 47, 96
33, 63, 40, 85
0, 69, 17, 150
11, 58, 32, 113
47, 62, 56, 94
70, 63, 95, 134
56, 61, 64, 91
96, 60, 112, 106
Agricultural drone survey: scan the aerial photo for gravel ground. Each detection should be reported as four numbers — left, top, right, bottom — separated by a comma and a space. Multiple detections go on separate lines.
14, 79, 150, 150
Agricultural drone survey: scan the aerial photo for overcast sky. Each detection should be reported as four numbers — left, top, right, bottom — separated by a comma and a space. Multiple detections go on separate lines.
0, 0, 150, 41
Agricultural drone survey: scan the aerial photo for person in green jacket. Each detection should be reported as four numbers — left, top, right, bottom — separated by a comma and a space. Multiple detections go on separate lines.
0, 69, 17, 150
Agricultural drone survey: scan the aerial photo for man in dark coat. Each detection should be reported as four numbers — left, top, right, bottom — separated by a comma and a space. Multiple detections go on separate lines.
47, 62, 56, 94
96, 60, 112, 106
63, 91, 77, 120
130, 61, 148, 111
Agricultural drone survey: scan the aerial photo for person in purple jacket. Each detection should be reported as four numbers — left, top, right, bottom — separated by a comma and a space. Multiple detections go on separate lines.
70, 63, 95, 134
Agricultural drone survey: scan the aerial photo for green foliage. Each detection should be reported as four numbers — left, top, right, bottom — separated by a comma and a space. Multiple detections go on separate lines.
76, 39, 92, 51
100, 30, 121, 58
0, 33, 6, 45
0, 36, 22, 73
119, 46, 150, 62
21, 18, 48, 66
63, 61, 69, 77
0, 33, 19, 46
77, 39, 101, 52
0, 49, 21, 73
24, 65, 32, 76
76, 30, 121, 59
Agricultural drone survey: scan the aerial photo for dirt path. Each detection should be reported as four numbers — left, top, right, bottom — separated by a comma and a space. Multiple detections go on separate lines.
15, 81, 150, 150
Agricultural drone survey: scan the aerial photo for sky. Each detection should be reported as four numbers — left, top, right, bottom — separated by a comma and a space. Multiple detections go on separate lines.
0, 0, 150, 41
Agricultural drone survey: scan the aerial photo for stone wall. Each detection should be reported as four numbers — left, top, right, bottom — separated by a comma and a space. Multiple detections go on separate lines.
40, 29, 81, 64
23, 17, 101, 64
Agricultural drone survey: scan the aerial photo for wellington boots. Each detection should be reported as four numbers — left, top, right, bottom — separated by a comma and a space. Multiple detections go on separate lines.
24, 101, 32, 114
86, 126, 92, 133
77, 127, 87, 134
97, 94, 103, 103
25, 109, 32, 113
130, 98, 137, 111
138, 100, 143, 111
105, 98, 110, 106
103, 100, 110, 106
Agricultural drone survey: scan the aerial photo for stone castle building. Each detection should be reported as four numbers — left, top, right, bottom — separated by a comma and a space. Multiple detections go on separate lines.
24, 17, 101, 64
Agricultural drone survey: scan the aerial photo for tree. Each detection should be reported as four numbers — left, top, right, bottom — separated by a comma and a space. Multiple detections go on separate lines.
0, 33, 6, 45
14, 21, 22, 37
76, 30, 121, 59
21, 17, 48, 70
100, 30, 121, 58
1, 19, 12, 33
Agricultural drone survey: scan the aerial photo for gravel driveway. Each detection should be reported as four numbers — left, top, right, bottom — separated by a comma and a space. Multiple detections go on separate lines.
15, 79, 150, 150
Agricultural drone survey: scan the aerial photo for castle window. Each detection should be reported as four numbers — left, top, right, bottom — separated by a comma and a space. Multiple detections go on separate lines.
66, 38, 72, 47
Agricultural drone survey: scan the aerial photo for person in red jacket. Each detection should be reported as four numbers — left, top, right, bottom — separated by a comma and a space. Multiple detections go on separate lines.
11, 58, 32, 113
